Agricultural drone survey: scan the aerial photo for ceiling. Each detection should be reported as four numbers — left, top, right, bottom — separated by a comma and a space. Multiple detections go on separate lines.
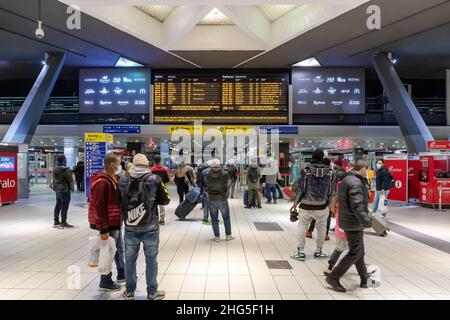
0, 0, 449, 78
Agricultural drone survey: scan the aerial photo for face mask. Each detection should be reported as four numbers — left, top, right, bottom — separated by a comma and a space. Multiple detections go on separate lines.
376, 163, 382, 169
114, 164, 123, 176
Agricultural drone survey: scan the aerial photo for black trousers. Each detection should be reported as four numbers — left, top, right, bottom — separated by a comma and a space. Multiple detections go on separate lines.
76, 179, 84, 191
177, 182, 189, 203
308, 212, 332, 235
329, 230, 368, 280
54, 191, 71, 223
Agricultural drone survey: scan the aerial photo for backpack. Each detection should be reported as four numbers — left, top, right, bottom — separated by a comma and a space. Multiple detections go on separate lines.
121, 173, 153, 227
301, 167, 334, 203
248, 167, 259, 183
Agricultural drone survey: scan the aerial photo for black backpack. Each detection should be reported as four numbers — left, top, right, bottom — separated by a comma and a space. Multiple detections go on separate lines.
248, 167, 259, 183
122, 173, 153, 227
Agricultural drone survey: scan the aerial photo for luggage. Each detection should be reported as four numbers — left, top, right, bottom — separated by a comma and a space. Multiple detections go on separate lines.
282, 187, 293, 199
371, 213, 389, 236
185, 186, 202, 204
243, 190, 257, 207
175, 199, 197, 220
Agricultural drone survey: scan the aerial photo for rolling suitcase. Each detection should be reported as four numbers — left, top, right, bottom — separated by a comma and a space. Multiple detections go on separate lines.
175, 199, 197, 220
371, 213, 389, 236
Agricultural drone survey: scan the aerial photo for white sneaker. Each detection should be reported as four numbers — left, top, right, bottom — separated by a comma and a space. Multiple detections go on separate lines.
226, 235, 235, 241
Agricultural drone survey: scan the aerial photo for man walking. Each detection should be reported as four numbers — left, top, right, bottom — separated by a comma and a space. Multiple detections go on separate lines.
150, 155, 171, 225
290, 149, 335, 261
119, 154, 170, 300
89, 153, 125, 291
52, 154, 74, 228
326, 160, 374, 293
204, 159, 235, 242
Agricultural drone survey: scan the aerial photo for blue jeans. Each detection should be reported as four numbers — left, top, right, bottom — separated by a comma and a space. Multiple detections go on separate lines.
125, 228, 160, 295
266, 184, 277, 202
209, 201, 232, 237
100, 228, 125, 284
373, 190, 390, 214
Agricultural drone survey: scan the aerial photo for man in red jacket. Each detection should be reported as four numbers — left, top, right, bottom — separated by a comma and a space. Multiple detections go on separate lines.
150, 155, 170, 225
88, 152, 125, 291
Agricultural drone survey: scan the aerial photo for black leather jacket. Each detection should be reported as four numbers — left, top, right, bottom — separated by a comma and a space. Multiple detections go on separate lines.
338, 171, 372, 231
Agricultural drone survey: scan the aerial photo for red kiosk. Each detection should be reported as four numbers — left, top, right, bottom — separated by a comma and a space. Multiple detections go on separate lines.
419, 141, 450, 208
0, 152, 18, 204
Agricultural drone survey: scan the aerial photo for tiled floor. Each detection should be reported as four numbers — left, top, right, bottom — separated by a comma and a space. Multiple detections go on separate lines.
0, 185, 450, 300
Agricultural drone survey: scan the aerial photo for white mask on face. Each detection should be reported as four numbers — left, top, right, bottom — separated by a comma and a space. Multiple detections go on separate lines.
376, 163, 382, 170
113, 163, 123, 176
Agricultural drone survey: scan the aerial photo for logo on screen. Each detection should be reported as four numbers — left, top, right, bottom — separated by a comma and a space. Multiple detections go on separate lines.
99, 76, 110, 84
313, 76, 324, 83
114, 87, 123, 95
298, 89, 308, 94
348, 78, 360, 82
99, 87, 109, 95
113, 77, 121, 83
313, 88, 323, 94
328, 87, 337, 95
0, 157, 15, 172
100, 100, 112, 105
123, 77, 132, 83
118, 101, 130, 106
337, 77, 346, 83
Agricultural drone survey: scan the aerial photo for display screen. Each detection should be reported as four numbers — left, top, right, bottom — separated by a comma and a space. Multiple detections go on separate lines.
79, 68, 150, 114
0, 156, 15, 172
153, 71, 289, 124
292, 68, 365, 114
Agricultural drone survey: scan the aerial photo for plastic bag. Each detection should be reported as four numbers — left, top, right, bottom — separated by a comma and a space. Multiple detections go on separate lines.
376, 193, 388, 216
98, 238, 116, 275
88, 236, 101, 268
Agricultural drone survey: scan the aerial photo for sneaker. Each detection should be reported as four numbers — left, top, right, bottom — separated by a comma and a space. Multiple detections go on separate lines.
314, 250, 329, 259
305, 231, 313, 238
257, 205, 262, 209
244, 206, 252, 209
291, 248, 306, 261
147, 290, 166, 300
122, 290, 135, 300
60, 222, 74, 228
99, 281, 121, 292
214, 237, 220, 242
325, 276, 346, 293
360, 275, 380, 288
226, 235, 235, 241
325, 235, 330, 241
53, 221, 61, 228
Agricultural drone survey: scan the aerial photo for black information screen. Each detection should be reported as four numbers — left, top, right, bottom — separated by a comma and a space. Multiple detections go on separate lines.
153, 71, 289, 124
292, 68, 365, 114
79, 68, 150, 114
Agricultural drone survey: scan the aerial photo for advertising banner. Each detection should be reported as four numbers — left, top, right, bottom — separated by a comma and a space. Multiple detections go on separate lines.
0, 153, 18, 203
384, 155, 408, 202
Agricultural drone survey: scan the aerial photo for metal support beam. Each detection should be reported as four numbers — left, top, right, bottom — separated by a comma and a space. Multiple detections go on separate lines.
2, 52, 66, 144
371, 52, 433, 153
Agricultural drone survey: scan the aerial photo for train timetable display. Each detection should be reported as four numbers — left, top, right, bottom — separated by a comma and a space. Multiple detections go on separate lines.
153, 72, 289, 124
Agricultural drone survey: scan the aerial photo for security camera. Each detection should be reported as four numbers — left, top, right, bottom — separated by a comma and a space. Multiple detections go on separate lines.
35, 20, 45, 39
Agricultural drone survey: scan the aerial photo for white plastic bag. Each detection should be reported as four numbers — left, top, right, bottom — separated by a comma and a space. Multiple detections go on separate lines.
88, 236, 101, 268
367, 264, 382, 287
376, 193, 388, 216
98, 238, 116, 275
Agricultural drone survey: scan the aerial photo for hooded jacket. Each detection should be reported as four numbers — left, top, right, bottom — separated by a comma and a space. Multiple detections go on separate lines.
205, 166, 230, 202
294, 160, 335, 210
118, 166, 170, 232
246, 163, 261, 190
53, 165, 74, 193
338, 171, 372, 231
88, 172, 121, 234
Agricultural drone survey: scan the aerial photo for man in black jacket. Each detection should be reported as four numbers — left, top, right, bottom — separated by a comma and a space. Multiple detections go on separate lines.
372, 159, 393, 216
204, 159, 235, 242
326, 160, 373, 293
52, 154, 75, 228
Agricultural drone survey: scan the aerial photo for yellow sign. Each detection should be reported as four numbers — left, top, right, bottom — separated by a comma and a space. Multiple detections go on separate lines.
168, 125, 252, 135
85, 133, 113, 143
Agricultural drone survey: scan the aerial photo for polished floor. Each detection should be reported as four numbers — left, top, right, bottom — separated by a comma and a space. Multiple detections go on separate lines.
1, 185, 450, 300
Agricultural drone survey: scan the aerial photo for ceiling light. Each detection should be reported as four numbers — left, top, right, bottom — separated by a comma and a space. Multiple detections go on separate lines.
35, 0, 44, 39
115, 57, 144, 67
292, 57, 321, 67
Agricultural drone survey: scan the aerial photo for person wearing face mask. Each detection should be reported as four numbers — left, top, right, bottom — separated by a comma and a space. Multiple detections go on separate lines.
372, 159, 393, 216
326, 160, 374, 293
88, 152, 125, 291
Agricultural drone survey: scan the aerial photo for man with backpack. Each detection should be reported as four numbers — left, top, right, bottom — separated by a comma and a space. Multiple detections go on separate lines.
150, 155, 170, 225
290, 149, 335, 261
88, 153, 124, 291
52, 154, 75, 228
119, 154, 170, 300
372, 159, 393, 217
245, 159, 262, 209
226, 161, 239, 199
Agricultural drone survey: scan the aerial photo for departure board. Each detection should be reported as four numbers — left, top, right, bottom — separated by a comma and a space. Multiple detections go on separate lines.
153, 71, 288, 124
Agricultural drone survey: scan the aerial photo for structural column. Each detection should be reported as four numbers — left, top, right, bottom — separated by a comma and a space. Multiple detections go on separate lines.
371, 52, 434, 153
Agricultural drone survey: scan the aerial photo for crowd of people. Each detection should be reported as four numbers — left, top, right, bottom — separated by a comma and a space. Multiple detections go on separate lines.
49, 150, 389, 298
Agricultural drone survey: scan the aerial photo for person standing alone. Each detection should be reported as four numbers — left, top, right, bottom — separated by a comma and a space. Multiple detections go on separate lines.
72, 161, 85, 192
226, 161, 239, 199
150, 155, 171, 225
245, 159, 262, 209
52, 154, 74, 228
